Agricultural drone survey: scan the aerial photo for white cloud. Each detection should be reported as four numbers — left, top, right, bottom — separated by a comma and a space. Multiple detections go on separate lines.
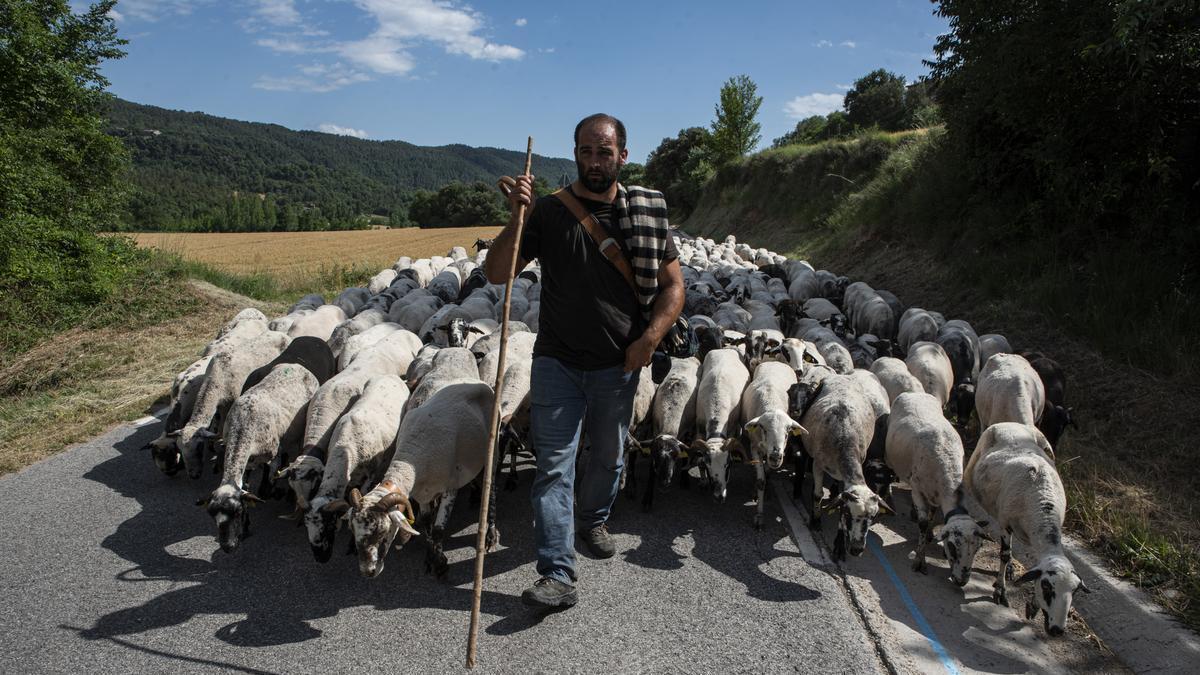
255, 0, 300, 26
538, 47, 556, 54
107, 8, 125, 22
835, 83, 851, 91
515, 18, 527, 27
840, 40, 856, 48
814, 39, 833, 48
318, 123, 369, 139
253, 62, 371, 93
114, 0, 206, 22
783, 92, 844, 119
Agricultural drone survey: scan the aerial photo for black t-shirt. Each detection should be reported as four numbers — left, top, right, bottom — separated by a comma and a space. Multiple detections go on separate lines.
519, 189, 679, 370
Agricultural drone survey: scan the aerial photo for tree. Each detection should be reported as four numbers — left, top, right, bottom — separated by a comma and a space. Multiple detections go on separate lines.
644, 127, 713, 219
709, 75, 763, 165
843, 69, 907, 131
1, 0, 134, 345
619, 162, 646, 186
771, 116, 828, 148
408, 182, 508, 228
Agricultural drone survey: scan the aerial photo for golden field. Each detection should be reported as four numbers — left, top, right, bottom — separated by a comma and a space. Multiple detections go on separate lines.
130, 227, 503, 276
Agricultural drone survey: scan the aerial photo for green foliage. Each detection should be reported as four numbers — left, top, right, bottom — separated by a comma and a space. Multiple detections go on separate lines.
105, 99, 577, 231
930, 0, 1200, 261
408, 181, 508, 228
619, 162, 646, 186
844, 68, 908, 131
0, 0, 148, 356
644, 127, 714, 219
709, 75, 763, 166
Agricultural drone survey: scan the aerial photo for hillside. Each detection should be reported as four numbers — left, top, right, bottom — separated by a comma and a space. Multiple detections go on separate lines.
685, 131, 1200, 631
105, 98, 577, 230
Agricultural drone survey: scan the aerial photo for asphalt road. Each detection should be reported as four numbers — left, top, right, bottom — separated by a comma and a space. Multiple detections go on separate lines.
0, 414, 886, 674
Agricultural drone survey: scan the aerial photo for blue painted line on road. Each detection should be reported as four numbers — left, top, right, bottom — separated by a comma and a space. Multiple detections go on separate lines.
868, 538, 960, 675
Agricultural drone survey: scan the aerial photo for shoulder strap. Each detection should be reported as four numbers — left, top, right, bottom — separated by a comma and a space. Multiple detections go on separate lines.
554, 187, 638, 293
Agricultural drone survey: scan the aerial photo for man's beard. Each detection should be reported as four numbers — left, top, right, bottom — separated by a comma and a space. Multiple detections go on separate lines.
577, 159, 618, 194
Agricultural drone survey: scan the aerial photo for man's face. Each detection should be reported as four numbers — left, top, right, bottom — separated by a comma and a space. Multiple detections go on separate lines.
575, 121, 627, 193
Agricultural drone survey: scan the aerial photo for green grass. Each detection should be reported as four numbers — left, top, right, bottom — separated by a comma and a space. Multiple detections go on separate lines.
175, 257, 378, 305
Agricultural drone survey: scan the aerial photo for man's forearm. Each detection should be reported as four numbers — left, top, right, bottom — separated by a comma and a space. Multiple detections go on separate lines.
641, 277, 685, 345
484, 211, 524, 283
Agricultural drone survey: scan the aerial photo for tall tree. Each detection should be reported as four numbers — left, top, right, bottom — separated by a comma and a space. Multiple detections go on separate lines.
843, 69, 907, 131
709, 75, 763, 165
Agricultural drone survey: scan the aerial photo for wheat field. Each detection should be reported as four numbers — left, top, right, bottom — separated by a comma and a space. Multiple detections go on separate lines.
131, 227, 503, 276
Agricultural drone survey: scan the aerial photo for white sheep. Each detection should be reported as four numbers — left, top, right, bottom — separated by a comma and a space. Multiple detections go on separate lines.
979, 333, 1013, 364
886, 392, 988, 584
898, 308, 939, 355
691, 348, 750, 503
327, 307, 389, 360
404, 347, 480, 414
287, 304, 348, 342
869, 356, 925, 405
200, 363, 318, 552
742, 361, 803, 528
905, 341, 954, 408
975, 353, 1046, 431
179, 330, 290, 479
301, 374, 408, 563
965, 422, 1089, 636
798, 373, 893, 561
634, 356, 701, 510
330, 382, 496, 578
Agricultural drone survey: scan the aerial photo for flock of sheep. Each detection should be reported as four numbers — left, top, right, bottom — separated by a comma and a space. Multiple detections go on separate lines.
144, 232, 1084, 637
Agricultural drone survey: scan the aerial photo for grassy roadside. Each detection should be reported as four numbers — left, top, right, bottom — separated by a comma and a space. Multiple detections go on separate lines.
685, 131, 1200, 631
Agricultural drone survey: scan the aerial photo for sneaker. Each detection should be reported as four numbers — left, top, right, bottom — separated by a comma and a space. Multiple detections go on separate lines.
580, 523, 616, 559
521, 577, 578, 608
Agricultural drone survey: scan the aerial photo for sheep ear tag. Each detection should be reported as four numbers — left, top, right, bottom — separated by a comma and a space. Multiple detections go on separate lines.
789, 424, 808, 437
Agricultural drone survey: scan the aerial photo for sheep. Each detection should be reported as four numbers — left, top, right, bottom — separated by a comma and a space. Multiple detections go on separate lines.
634, 356, 701, 511
853, 295, 896, 342
937, 319, 982, 423
368, 269, 398, 294
287, 304, 348, 342
404, 347, 480, 414
1022, 351, 1076, 450
779, 337, 825, 374
390, 295, 443, 334
798, 373, 893, 561
327, 382, 496, 578
886, 392, 988, 584
146, 354, 213, 476
898, 308, 939, 355
905, 341, 954, 408
299, 374, 408, 563
294, 331, 417, 499
333, 287, 370, 317
788, 268, 821, 302
965, 422, 1089, 636
239, 336, 336, 394
801, 298, 842, 323
817, 340, 854, 375
742, 362, 803, 529
979, 333, 1012, 364
976, 353, 1047, 438
426, 267, 463, 304
848, 369, 893, 500
199, 363, 319, 553
870, 357, 925, 405
477, 330, 537, 389
337, 323, 406, 371
288, 294, 324, 314
712, 301, 752, 334
179, 330, 290, 479
691, 348, 750, 503
203, 310, 269, 357
327, 307, 389, 359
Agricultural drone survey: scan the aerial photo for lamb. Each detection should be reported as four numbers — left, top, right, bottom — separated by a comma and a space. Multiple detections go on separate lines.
691, 348, 750, 503
798, 373, 893, 560
886, 392, 988, 584
287, 304, 348, 342
975, 353, 1046, 432
199, 363, 319, 553
870, 357, 925, 405
965, 422, 1089, 636
635, 356, 701, 511
328, 382, 496, 578
179, 330, 291, 479
300, 374, 408, 563
905, 341, 954, 408
741, 362, 803, 529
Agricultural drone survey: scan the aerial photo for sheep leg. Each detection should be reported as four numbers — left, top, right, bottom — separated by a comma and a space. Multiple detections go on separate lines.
505, 438, 519, 491
679, 459, 691, 490
425, 489, 456, 579
913, 518, 931, 574
833, 512, 848, 562
993, 534, 1012, 606
753, 462, 766, 530
791, 439, 808, 501
641, 458, 655, 512
809, 467, 824, 528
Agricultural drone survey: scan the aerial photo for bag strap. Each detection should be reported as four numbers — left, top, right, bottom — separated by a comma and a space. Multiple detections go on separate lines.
554, 187, 638, 293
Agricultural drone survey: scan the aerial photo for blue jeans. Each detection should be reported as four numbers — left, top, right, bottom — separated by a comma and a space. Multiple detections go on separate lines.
529, 355, 639, 584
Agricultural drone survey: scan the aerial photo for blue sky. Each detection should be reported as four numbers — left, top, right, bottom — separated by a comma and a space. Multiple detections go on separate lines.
96, 0, 948, 163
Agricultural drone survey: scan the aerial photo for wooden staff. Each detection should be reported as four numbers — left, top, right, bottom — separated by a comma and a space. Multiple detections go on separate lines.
466, 136, 533, 669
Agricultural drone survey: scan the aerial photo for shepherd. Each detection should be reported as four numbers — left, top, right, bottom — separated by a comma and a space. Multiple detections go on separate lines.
485, 113, 685, 608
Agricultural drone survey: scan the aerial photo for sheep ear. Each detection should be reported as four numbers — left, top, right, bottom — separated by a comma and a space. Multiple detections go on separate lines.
242, 491, 265, 506
876, 497, 895, 515
1015, 567, 1042, 585
393, 512, 420, 537
789, 422, 808, 437
1076, 580, 1092, 594
744, 417, 762, 437
274, 466, 294, 481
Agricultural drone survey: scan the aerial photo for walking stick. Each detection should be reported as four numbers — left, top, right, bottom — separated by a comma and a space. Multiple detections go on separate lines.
466, 136, 533, 669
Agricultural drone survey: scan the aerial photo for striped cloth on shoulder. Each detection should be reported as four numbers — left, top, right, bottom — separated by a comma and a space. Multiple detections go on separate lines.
613, 183, 671, 322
